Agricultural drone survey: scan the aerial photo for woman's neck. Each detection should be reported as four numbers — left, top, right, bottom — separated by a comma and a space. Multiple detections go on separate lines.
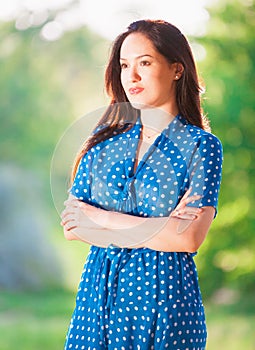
140, 107, 177, 132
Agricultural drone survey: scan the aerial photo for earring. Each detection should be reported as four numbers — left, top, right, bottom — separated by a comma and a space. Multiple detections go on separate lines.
175, 75, 179, 80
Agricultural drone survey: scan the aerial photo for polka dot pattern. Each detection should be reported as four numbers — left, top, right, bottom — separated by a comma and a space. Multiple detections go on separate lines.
65, 114, 223, 349
65, 247, 207, 349
71, 115, 223, 217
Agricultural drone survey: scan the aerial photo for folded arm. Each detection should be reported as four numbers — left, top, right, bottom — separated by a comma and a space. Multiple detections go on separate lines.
61, 188, 214, 253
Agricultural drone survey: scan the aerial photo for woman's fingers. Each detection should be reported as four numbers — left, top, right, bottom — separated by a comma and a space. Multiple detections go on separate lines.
176, 213, 197, 220
178, 208, 201, 217
61, 204, 81, 228
171, 206, 202, 220
63, 198, 80, 207
61, 195, 84, 233
175, 195, 202, 216
179, 207, 202, 215
168, 187, 203, 221
61, 201, 95, 231
61, 212, 75, 226
182, 187, 192, 200
61, 198, 86, 223
180, 194, 202, 207
65, 221, 77, 231
61, 207, 75, 222
180, 187, 202, 204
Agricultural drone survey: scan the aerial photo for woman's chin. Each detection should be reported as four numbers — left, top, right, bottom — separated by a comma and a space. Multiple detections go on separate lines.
129, 101, 154, 110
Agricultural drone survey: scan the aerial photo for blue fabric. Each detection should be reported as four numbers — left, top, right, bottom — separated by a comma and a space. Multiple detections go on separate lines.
65, 114, 223, 349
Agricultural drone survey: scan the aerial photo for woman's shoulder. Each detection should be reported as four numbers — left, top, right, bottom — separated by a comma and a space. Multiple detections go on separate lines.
182, 119, 222, 151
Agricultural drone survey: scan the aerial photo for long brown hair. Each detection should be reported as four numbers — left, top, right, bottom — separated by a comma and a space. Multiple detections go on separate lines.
71, 19, 209, 181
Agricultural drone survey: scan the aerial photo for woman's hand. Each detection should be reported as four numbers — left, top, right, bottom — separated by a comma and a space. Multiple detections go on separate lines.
170, 187, 202, 221
60, 194, 149, 246
61, 194, 108, 236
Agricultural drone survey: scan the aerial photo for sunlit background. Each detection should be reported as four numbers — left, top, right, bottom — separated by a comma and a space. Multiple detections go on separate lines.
0, 0, 215, 38
0, 0, 254, 349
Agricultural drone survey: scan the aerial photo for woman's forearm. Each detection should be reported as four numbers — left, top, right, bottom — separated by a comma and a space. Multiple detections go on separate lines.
62, 202, 214, 252
95, 208, 213, 252
61, 193, 214, 252
64, 205, 169, 248
143, 206, 215, 252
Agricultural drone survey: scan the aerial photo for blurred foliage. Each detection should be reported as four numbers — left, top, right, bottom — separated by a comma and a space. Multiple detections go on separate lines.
0, 20, 107, 172
0, 17, 108, 290
0, 164, 64, 290
196, 0, 255, 297
0, 0, 254, 298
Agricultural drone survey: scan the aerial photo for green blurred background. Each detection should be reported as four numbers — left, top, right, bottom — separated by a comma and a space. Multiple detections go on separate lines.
0, 0, 254, 349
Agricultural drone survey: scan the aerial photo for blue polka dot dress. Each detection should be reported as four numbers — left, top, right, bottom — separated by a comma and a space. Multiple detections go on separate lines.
64, 114, 223, 350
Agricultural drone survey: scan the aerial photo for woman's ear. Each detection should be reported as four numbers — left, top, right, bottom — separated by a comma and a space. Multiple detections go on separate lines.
173, 62, 184, 80
176, 63, 184, 74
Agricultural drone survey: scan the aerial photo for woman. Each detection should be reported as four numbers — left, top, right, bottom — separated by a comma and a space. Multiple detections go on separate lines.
61, 19, 223, 350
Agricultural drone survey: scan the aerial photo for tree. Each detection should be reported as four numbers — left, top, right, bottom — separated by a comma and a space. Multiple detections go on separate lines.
195, 0, 255, 297
0, 19, 108, 290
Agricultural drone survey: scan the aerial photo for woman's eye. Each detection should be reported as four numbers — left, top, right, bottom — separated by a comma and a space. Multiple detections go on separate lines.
140, 60, 150, 66
120, 63, 128, 69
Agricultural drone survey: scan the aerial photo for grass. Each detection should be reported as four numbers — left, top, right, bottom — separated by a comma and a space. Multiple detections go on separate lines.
0, 289, 254, 350
205, 298, 255, 350
0, 289, 74, 350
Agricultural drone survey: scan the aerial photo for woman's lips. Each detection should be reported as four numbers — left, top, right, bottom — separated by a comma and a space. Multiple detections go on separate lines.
129, 87, 144, 95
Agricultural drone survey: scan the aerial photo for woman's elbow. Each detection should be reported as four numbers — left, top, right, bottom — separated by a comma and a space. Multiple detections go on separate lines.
185, 231, 207, 253
185, 244, 199, 254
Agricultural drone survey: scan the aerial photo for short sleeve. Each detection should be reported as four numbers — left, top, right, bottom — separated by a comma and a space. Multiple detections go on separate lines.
187, 133, 223, 215
69, 151, 93, 202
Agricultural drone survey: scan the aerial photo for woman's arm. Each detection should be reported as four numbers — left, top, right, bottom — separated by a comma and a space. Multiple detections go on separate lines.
143, 206, 215, 252
61, 189, 213, 252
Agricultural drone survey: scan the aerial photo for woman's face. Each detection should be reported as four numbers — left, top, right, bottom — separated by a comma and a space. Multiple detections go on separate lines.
120, 33, 178, 114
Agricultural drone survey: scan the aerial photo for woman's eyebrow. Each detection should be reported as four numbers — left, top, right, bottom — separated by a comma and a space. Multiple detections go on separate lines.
119, 54, 154, 60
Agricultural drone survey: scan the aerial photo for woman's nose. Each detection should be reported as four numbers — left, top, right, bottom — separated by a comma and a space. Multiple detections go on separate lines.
128, 66, 141, 82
